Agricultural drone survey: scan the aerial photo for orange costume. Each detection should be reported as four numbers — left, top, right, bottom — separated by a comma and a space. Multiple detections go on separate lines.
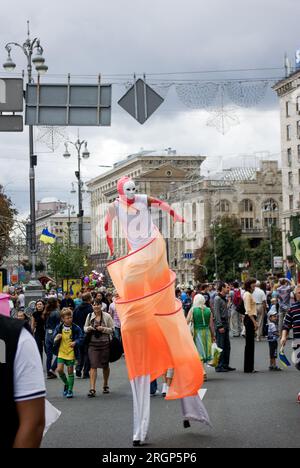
105, 177, 210, 445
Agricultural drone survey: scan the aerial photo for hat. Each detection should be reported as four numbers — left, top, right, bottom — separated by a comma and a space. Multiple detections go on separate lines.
268, 308, 278, 317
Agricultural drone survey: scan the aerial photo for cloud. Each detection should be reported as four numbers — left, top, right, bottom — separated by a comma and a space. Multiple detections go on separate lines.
0, 0, 298, 215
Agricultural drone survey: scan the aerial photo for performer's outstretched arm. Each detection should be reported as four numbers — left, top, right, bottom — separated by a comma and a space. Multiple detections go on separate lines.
105, 204, 116, 256
148, 196, 185, 222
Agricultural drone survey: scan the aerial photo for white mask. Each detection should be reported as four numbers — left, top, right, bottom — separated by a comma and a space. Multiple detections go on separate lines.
123, 180, 136, 200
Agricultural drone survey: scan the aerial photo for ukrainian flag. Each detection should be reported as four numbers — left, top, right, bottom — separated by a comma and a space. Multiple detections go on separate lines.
40, 228, 56, 244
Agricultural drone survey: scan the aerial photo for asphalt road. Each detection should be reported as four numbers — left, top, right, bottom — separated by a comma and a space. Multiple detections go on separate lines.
42, 337, 300, 448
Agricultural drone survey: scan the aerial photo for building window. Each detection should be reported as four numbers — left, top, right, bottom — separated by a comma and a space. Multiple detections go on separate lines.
289, 195, 294, 210
241, 218, 253, 230
240, 199, 253, 212
298, 145, 300, 163
216, 199, 230, 212
298, 121, 300, 139
286, 101, 291, 117
264, 218, 277, 228
287, 124, 292, 140
287, 148, 292, 167
297, 96, 300, 113
288, 171, 293, 187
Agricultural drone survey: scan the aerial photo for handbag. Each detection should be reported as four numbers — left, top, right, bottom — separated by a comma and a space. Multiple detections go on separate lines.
109, 335, 123, 363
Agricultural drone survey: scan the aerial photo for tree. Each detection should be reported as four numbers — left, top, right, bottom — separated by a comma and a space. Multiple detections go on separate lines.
197, 216, 249, 282
0, 185, 17, 265
246, 227, 283, 278
47, 241, 88, 283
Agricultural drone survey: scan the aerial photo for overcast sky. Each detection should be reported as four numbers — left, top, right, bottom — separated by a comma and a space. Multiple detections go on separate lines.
0, 0, 299, 217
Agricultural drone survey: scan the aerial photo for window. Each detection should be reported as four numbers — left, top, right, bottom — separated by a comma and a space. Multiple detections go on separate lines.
286, 101, 291, 117
297, 96, 300, 113
298, 145, 300, 163
241, 218, 253, 230
240, 199, 253, 212
289, 195, 294, 210
298, 121, 300, 139
216, 199, 230, 212
288, 172, 293, 187
287, 148, 292, 167
264, 218, 277, 228
287, 124, 292, 140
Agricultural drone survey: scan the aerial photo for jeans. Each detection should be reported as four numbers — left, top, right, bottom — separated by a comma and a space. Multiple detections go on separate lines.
34, 334, 45, 362
45, 330, 57, 373
216, 328, 231, 369
230, 306, 242, 336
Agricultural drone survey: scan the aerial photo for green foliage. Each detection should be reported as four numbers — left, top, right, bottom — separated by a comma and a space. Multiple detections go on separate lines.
196, 216, 283, 282
0, 186, 18, 265
48, 241, 88, 282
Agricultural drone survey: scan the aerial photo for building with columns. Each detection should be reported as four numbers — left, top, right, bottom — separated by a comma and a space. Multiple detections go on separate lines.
168, 160, 282, 285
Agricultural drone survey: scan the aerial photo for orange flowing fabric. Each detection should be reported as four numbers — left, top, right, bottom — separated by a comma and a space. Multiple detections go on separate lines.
107, 229, 204, 400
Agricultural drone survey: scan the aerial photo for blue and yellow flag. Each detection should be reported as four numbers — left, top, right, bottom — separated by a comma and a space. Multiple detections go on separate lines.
40, 228, 56, 244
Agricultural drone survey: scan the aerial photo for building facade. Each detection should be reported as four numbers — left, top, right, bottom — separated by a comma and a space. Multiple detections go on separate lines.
273, 70, 300, 262
87, 152, 206, 270
168, 161, 282, 285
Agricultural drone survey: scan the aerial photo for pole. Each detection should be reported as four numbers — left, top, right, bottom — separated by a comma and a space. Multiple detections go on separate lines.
77, 143, 83, 249
214, 225, 218, 280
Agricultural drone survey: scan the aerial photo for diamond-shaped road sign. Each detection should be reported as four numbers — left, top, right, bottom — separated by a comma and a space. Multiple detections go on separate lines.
118, 78, 164, 124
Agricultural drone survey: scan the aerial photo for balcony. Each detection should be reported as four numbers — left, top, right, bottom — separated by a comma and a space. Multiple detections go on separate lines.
241, 228, 268, 239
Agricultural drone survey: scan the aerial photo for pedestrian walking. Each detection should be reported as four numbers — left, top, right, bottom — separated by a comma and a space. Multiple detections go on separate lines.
31, 299, 46, 361
187, 294, 215, 381
229, 281, 243, 337
243, 278, 258, 373
84, 301, 114, 397
108, 293, 122, 347
53, 308, 84, 399
277, 278, 294, 334
280, 284, 300, 403
252, 281, 267, 342
267, 309, 281, 371
44, 297, 61, 379
214, 282, 235, 373
73, 292, 93, 378
0, 314, 46, 448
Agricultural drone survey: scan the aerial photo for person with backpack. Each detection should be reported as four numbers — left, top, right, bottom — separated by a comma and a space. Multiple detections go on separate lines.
230, 281, 243, 337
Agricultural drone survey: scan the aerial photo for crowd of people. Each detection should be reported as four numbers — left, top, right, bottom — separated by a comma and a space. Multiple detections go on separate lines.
4, 274, 300, 404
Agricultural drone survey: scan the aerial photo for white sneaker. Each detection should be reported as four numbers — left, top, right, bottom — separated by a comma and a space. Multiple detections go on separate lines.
150, 390, 160, 396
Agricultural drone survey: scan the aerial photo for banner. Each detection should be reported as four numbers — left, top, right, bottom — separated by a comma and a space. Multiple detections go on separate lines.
62, 279, 82, 298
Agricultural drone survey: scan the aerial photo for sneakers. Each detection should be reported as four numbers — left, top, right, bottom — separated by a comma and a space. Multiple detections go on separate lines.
47, 371, 57, 379
63, 385, 68, 397
66, 390, 73, 399
269, 366, 282, 372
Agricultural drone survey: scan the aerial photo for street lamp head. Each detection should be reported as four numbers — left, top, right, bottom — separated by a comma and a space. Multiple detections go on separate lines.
63, 143, 71, 159
82, 142, 90, 159
3, 50, 16, 72
32, 47, 45, 67
35, 63, 48, 75
70, 183, 76, 194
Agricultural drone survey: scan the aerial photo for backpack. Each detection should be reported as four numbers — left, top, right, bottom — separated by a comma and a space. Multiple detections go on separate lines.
233, 289, 242, 306
236, 299, 246, 315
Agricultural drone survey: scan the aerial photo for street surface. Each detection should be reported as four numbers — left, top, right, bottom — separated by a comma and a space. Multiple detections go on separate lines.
42, 337, 300, 448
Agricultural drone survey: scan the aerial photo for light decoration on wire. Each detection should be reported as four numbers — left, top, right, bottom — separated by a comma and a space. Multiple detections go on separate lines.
35, 126, 68, 152
225, 80, 269, 107
175, 82, 219, 108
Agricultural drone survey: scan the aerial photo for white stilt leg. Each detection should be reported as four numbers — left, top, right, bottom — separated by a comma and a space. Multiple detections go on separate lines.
130, 375, 151, 442
180, 394, 211, 427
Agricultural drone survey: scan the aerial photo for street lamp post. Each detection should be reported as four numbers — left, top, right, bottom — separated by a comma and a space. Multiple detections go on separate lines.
210, 221, 221, 280
63, 136, 90, 249
3, 21, 48, 280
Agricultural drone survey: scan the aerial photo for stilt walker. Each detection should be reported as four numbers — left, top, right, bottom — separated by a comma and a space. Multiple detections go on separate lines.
105, 176, 210, 446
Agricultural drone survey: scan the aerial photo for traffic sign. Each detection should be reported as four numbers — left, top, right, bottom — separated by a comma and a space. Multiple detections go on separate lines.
0, 78, 23, 112
118, 78, 164, 124
183, 253, 194, 260
0, 115, 23, 132
25, 82, 111, 126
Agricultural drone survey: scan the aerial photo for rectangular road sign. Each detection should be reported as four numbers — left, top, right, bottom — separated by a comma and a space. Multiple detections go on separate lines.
25, 82, 112, 126
0, 78, 23, 112
0, 115, 23, 132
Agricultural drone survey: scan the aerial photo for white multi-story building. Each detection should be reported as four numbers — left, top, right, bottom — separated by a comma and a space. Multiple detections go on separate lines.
36, 211, 91, 247
273, 70, 300, 260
